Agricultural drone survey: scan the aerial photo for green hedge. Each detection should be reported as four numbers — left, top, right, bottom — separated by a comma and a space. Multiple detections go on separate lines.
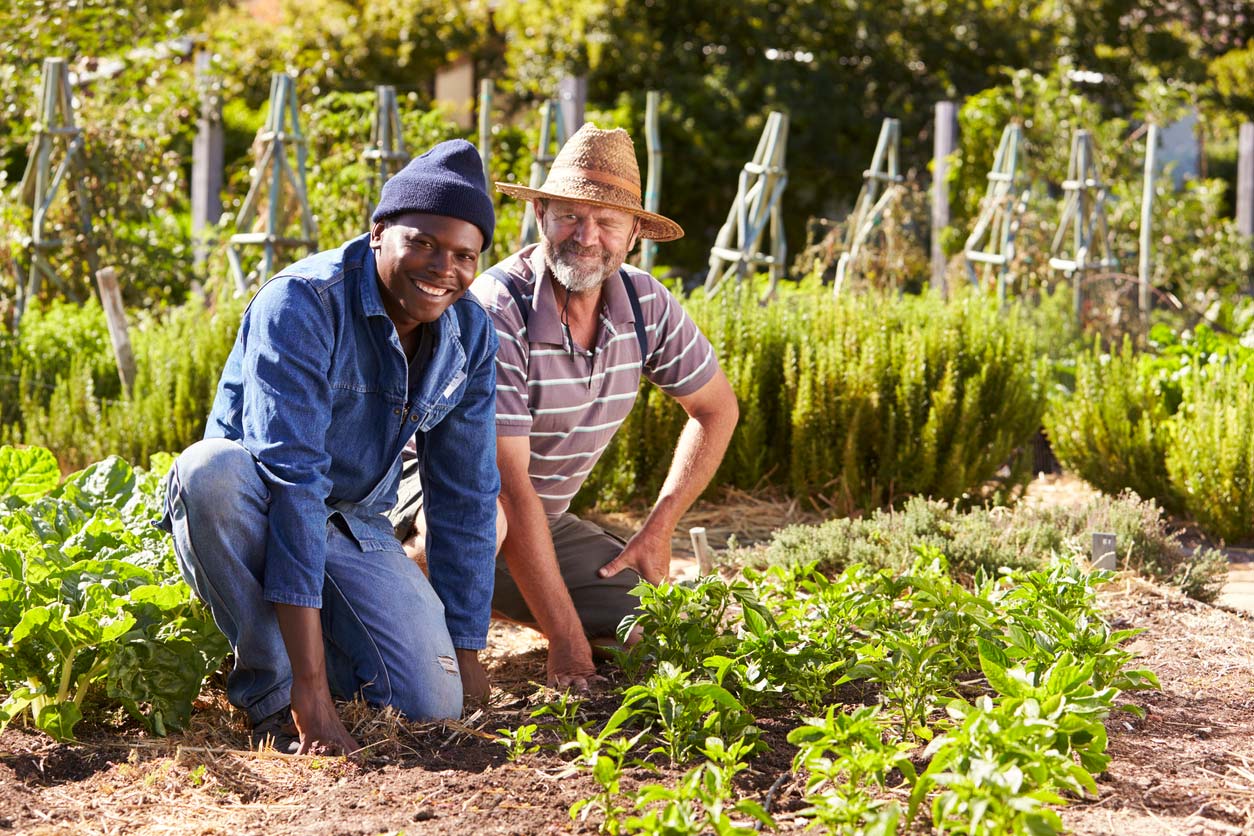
1, 295, 241, 472
576, 283, 1047, 514
1047, 325, 1254, 543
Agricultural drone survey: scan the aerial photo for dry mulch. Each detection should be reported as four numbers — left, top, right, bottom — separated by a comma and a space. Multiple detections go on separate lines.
3, 480, 1254, 835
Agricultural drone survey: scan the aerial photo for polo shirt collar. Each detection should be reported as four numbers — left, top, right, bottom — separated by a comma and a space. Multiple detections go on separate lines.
526, 244, 633, 347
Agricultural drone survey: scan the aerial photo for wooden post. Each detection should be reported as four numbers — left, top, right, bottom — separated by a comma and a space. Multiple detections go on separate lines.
478, 79, 494, 270
1139, 123, 1159, 322
689, 527, 714, 576
94, 268, 136, 396
558, 75, 587, 139
639, 91, 662, 274
191, 51, 224, 274
1238, 122, 1254, 239
931, 101, 956, 297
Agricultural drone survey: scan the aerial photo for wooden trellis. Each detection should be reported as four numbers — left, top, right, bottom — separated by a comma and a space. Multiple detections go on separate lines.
363, 85, 409, 226
833, 118, 905, 297
15, 58, 97, 325
704, 110, 789, 301
225, 73, 317, 294
1048, 129, 1118, 324
963, 123, 1029, 305
517, 99, 567, 247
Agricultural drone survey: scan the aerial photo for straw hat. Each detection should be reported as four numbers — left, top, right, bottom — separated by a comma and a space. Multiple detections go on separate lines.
495, 123, 684, 242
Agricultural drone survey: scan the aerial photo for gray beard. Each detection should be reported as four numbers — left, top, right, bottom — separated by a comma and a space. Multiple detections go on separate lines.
544, 247, 611, 295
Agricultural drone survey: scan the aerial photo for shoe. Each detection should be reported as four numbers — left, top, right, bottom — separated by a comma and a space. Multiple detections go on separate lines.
250, 706, 301, 754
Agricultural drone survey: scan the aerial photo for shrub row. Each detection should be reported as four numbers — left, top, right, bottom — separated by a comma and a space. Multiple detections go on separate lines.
1047, 324, 1254, 543
578, 282, 1048, 514
0, 295, 241, 472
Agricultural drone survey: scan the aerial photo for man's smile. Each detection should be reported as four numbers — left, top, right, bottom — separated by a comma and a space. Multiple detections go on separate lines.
413, 278, 451, 298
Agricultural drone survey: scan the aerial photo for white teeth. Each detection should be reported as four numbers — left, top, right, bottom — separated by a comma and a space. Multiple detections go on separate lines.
414, 280, 449, 298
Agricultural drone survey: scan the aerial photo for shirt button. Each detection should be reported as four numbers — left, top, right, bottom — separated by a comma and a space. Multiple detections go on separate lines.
410, 414, 419, 423
393, 408, 401, 415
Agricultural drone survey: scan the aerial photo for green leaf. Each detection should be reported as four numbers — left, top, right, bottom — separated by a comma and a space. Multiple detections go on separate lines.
35, 701, 83, 741
979, 645, 1025, 698
0, 446, 60, 503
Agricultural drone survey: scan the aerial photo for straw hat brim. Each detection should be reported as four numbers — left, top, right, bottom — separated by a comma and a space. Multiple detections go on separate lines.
495, 182, 684, 242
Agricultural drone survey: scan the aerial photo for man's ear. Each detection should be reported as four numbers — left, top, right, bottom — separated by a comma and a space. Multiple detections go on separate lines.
532, 198, 546, 223
369, 220, 386, 247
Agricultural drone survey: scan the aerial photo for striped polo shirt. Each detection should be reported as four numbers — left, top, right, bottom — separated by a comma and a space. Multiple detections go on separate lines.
470, 244, 719, 518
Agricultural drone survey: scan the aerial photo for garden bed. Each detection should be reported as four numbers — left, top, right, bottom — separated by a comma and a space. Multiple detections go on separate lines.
1, 578, 1252, 835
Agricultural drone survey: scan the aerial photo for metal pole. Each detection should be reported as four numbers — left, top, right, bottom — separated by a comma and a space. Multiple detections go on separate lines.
1238, 122, 1254, 238
932, 101, 955, 297
640, 91, 662, 273
1139, 123, 1159, 322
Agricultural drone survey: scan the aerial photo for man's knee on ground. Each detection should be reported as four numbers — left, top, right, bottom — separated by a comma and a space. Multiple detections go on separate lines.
388, 655, 463, 721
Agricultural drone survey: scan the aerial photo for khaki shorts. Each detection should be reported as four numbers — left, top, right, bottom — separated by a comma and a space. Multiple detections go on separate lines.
387, 457, 641, 641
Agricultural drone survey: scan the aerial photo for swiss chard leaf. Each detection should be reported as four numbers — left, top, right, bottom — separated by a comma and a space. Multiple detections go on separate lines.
0, 446, 60, 503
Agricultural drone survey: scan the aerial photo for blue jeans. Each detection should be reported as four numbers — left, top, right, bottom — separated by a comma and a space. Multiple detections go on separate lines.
164, 438, 463, 723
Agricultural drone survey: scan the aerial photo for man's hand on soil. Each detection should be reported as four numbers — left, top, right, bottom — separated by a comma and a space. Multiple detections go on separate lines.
290, 679, 360, 758
456, 648, 491, 707
546, 633, 606, 693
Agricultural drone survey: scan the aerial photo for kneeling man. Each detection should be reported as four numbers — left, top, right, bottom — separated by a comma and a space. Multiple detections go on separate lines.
389, 125, 739, 691
164, 140, 500, 755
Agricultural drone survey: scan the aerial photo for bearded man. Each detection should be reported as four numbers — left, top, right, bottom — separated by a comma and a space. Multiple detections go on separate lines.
388, 124, 739, 690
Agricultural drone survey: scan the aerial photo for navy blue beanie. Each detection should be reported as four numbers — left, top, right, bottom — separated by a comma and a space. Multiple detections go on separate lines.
371, 139, 495, 251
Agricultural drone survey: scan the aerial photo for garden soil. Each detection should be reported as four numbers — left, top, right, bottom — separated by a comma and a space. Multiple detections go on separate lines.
2, 477, 1253, 836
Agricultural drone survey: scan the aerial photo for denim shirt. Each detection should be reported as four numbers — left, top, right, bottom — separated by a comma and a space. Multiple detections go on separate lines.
205, 233, 501, 650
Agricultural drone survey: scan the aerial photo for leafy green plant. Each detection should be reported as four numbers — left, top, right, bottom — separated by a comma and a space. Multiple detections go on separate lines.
0, 446, 228, 740
564, 727, 647, 836
912, 648, 1121, 835
530, 690, 587, 743
624, 736, 773, 836
494, 723, 540, 761
617, 575, 773, 681
617, 663, 760, 765
788, 706, 914, 835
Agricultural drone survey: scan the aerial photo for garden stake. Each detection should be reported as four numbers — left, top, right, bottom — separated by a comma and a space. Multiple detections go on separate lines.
191, 49, 224, 276
94, 267, 136, 397
1238, 122, 1254, 239
477, 79, 494, 270
833, 118, 904, 297
1048, 129, 1118, 327
517, 99, 567, 247
225, 72, 318, 294
705, 110, 789, 302
16, 57, 97, 327
931, 101, 956, 296
1138, 123, 1159, 324
363, 85, 409, 226
689, 527, 714, 576
963, 123, 1028, 307
638, 90, 663, 274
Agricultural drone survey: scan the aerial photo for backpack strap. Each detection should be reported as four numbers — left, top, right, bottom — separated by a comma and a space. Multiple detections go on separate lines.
619, 268, 650, 368
485, 265, 530, 327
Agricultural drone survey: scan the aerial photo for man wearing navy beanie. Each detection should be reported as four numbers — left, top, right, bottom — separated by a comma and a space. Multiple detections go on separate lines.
162, 139, 501, 757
